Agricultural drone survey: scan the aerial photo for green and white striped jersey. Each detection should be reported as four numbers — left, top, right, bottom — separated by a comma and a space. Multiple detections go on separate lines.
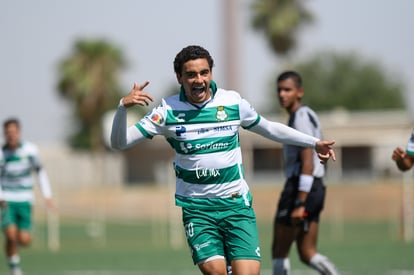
136, 85, 260, 210
406, 129, 414, 156
0, 141, 49, 202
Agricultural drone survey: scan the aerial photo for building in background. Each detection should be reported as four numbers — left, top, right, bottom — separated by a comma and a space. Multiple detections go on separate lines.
49, 109, 411, 187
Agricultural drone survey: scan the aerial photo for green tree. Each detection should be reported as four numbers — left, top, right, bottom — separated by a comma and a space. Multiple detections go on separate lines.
251, 0, 313, 56
57, 39, 125, 150
273, 51, 405, 112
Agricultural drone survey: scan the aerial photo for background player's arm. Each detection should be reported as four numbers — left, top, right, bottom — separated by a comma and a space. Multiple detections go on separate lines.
36, 166, 56, 209
291, 148, 314, 222
392, 147, 414, 171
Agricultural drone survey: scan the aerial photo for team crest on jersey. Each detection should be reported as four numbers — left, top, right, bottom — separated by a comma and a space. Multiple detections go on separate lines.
150, 111, 164, 124
216, 106, 228, 121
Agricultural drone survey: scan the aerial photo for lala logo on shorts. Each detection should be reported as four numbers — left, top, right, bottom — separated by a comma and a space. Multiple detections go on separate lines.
194, 241, 211, 251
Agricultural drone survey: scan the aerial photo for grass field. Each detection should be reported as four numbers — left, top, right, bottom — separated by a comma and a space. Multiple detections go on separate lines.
0, 182, 410, 274
0, 217, 413, 275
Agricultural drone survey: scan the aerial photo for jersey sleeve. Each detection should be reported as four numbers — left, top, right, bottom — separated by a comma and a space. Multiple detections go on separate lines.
23, 142, 43, 170
111, 101, 150, 150
406, 129, 414, 156
249, 116, 318, 148
27, 142, 53, 199
135, 99, 167, 138
239, 98, 260, 129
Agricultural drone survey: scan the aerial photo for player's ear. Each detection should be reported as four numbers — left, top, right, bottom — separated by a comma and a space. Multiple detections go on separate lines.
176, 73, 182, 85
297, 88, 304, 100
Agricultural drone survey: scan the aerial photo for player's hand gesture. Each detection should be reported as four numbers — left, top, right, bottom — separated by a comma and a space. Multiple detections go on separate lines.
122, 81, 154, 107
392, 146, 414, 171
315, 140, 336, 164
392, 147, 406, 162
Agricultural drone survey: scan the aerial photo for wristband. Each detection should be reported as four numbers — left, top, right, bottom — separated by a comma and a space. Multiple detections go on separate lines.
298, 174, 314, 192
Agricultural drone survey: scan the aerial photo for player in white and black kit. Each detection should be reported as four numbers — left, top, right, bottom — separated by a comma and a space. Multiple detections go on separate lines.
392, 129, 414, 171
272, 71, 339, 275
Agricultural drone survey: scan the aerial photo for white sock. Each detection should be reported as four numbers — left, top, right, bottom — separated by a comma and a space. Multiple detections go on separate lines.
8, 254, 21, 269
309, 253, 339, 275
227, 263, 232, 275
273, 257, 290, 275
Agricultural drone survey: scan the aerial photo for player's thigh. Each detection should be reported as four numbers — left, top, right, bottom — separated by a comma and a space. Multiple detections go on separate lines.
16, 202, 33, 231
232, 259, 260, 275
275, 178, 297, 225
305, 179, 326, 222
198, 258, 227, 275
182, 208, 226, 265
1, 202, 18, 230
223, 207, 261, 262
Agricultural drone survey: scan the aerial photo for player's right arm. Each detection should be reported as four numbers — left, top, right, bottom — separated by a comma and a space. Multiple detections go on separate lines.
111, 81, 154, 150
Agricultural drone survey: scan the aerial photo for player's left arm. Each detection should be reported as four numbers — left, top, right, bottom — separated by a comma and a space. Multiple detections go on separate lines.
35, 166, 56, 209
291, 148, 314, 222
249, 117, 335, 162
392, 147, 414, 171
31, 147, 56, 209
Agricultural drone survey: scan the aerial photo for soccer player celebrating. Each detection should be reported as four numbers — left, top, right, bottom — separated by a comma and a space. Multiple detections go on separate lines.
0, 118, 55, 275
271, 71, 339, 275
111, 45, 335, 275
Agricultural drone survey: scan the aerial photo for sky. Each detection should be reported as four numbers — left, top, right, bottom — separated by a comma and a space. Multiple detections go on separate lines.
1, 0, 414, 146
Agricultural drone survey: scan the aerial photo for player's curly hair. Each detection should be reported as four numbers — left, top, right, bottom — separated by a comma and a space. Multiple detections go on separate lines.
173, 45, 214, 76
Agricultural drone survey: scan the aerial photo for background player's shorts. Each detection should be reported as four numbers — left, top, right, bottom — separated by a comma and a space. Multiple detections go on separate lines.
1, 201, 32, 231
275, 177, 326, 225
182, 205, 261, 265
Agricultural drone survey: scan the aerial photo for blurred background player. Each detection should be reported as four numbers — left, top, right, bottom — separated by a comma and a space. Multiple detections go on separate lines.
271, 71, 339, 275
0, 118, 55, 275
392, 129, 414, 171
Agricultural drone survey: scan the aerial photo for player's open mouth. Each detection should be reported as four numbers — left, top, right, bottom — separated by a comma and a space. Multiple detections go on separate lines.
192, 86, 206, 94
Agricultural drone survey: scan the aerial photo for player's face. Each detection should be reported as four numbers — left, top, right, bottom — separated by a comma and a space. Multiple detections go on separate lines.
277, 78, 303, 113
4, 123, 20, 149
176, 58, 212, 104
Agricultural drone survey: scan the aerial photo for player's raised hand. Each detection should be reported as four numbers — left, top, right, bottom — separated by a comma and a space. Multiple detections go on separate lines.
392, 147, 406, 162
122, 81, 154, 107
315, 140, 336, 164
